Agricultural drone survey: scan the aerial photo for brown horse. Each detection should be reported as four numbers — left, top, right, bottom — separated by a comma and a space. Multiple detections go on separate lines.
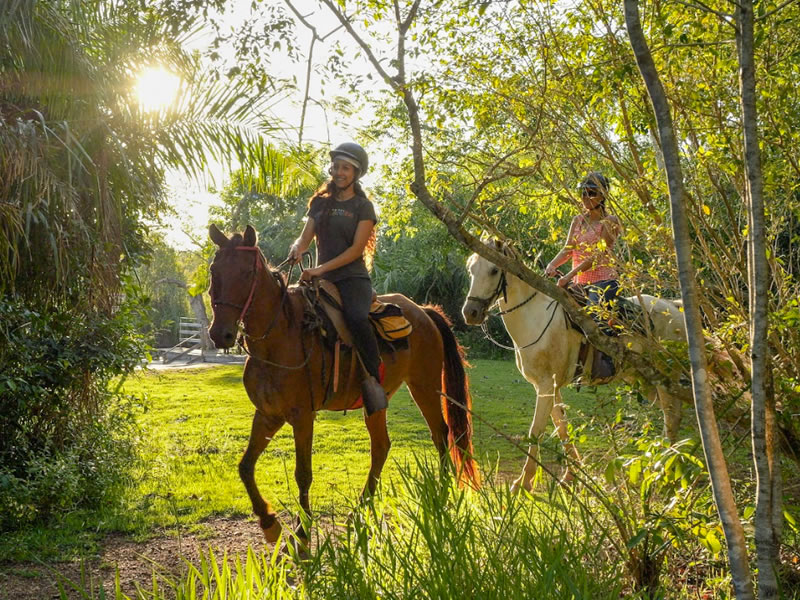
207, 225, 479, 543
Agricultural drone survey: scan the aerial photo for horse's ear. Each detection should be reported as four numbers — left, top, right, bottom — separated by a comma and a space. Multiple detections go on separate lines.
243, 225, 257, 247
209, 224, 229, 248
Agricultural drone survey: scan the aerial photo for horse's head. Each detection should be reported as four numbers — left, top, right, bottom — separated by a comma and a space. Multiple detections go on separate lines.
462, 239, 510, 325
207, 224, 260, 349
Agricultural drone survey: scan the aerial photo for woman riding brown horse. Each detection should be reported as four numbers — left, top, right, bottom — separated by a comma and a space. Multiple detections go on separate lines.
207, 224, 479, 544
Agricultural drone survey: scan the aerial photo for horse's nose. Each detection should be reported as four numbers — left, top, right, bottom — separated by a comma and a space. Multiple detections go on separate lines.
462, 304, 480, 325
209, 324, 236, 349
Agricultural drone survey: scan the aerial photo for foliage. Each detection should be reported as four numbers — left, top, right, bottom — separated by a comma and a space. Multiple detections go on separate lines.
0, 294, 145, 532
0, 0, 283, 531
134, 235, 191, 347
602, 428, 722, 594
61, 461, 757, 599
208, 147, 323, 267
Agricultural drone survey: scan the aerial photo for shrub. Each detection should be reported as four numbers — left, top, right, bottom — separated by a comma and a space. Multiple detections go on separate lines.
0, 296, 145, 530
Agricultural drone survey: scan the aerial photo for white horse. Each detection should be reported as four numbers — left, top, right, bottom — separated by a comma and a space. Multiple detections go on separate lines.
462, 241, 687, 493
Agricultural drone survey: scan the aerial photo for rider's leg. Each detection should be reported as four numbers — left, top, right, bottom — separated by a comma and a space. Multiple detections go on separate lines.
335, 277, 387, 414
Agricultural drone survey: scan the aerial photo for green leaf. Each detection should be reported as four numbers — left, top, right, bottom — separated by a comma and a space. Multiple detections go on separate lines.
627, 528, 648, 549
705, 531, 722, 554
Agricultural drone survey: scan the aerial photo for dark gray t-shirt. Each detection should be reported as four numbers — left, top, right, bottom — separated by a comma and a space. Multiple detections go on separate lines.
307, 194, 377, 282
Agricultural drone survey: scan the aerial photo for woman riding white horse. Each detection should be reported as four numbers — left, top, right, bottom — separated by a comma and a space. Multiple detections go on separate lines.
462, 240, 686, 493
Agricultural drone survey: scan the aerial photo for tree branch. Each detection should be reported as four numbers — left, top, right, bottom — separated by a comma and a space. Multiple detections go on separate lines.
669, 0, 735, 24
318, 0, 399, 90
757, 0, 799, 20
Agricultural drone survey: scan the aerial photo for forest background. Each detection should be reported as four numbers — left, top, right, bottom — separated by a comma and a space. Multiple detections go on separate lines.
1, 0, 799, 597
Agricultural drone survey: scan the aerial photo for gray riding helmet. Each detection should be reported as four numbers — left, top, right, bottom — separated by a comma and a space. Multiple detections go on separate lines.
578, 171, 610, 195
330, 142, 369, 177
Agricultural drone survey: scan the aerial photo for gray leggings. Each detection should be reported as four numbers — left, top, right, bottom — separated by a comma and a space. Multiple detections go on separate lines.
334, 277, 381, 379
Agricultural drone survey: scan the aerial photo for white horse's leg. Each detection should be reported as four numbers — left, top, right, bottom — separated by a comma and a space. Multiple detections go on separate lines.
657, 386, 682, 442
550, 388, 580, 482
642, 383, 682, 443
510, 380, 555, 494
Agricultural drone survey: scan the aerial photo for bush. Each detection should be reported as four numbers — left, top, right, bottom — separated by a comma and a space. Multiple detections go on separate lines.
0, 296, 145, 531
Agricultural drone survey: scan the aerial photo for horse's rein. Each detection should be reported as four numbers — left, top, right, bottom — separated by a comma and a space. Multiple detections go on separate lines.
477, 268, 563, 351
210, 246, 319, 373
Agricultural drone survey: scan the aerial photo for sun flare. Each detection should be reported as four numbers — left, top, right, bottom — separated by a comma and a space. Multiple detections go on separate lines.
135, 67, 181, 112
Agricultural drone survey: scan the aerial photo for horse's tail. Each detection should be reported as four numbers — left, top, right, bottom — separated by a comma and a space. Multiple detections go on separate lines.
423, 306, 481, 489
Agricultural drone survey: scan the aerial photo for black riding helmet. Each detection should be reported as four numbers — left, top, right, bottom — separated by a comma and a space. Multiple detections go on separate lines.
578, 171, 610, 196
330, 142, 369, 178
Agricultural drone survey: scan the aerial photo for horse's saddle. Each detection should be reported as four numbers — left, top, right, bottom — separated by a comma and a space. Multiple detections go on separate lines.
564, 286, 653, 386
306, 279, 358, 346
302, 279, 413, 347
298, 279, 412, 407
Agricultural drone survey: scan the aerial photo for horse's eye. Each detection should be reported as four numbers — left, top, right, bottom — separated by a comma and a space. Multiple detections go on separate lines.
490, 268, 499, 276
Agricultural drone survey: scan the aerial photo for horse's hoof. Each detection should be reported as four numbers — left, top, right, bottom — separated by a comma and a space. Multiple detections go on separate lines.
510, 479, 531, 495
262, 519, 282, 543
559, 474, 576, 488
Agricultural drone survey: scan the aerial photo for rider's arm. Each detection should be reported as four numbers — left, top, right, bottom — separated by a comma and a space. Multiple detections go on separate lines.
561, 216, 620, 284
289, 218, 316, 261
599, 215, 621, 247
561, 256, 594, 284
545, 216, 580, 274
313, 219, 374, 276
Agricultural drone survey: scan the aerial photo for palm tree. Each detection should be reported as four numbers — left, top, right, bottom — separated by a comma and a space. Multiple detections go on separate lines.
0, 0, 284, 303
0, 0, 293, 517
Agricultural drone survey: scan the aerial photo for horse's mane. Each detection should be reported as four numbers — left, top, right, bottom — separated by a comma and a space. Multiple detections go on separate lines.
265, 258, 294, 325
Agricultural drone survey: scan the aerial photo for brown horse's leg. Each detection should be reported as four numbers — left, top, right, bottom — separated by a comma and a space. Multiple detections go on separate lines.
406, 382, 449, 461
362, 406, 392, 497
239, 410, 285, 543
292, 413, 314, 544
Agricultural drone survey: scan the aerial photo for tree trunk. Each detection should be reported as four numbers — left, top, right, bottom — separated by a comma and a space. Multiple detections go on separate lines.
623, 1, 755, 597
188, 293, 213, 350
157, 277, 213, 351
736, 0, 780, 595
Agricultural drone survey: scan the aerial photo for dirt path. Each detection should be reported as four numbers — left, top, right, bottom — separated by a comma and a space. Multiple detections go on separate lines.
0, 517, 269, 600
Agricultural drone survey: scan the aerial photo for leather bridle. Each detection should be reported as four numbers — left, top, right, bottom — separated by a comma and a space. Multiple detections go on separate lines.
210, 246, 286, 340
466, 270, 508, 313
467, 269, 539, 317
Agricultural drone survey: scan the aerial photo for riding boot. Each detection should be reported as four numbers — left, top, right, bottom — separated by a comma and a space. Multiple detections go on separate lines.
361, 376, 388, 416
591, 349, 616, 381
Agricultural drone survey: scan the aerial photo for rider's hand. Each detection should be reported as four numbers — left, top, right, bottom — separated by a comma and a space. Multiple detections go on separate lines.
557, 274, 571, 288
545, 262, 558, 277
299, 266, 323, 282
287, 244, 301, 264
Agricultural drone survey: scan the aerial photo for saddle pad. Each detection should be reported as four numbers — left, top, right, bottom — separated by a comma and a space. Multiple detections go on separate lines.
314, 279, 353, 346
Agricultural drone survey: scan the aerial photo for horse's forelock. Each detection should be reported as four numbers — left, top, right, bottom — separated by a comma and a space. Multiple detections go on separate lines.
230, 233, 243, 247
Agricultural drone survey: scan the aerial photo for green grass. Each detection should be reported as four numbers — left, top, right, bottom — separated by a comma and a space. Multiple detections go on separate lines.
0, 359, 673, 563
9, 359, 797, 598
6, 359, 800, 599
114, 360, 668, 533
